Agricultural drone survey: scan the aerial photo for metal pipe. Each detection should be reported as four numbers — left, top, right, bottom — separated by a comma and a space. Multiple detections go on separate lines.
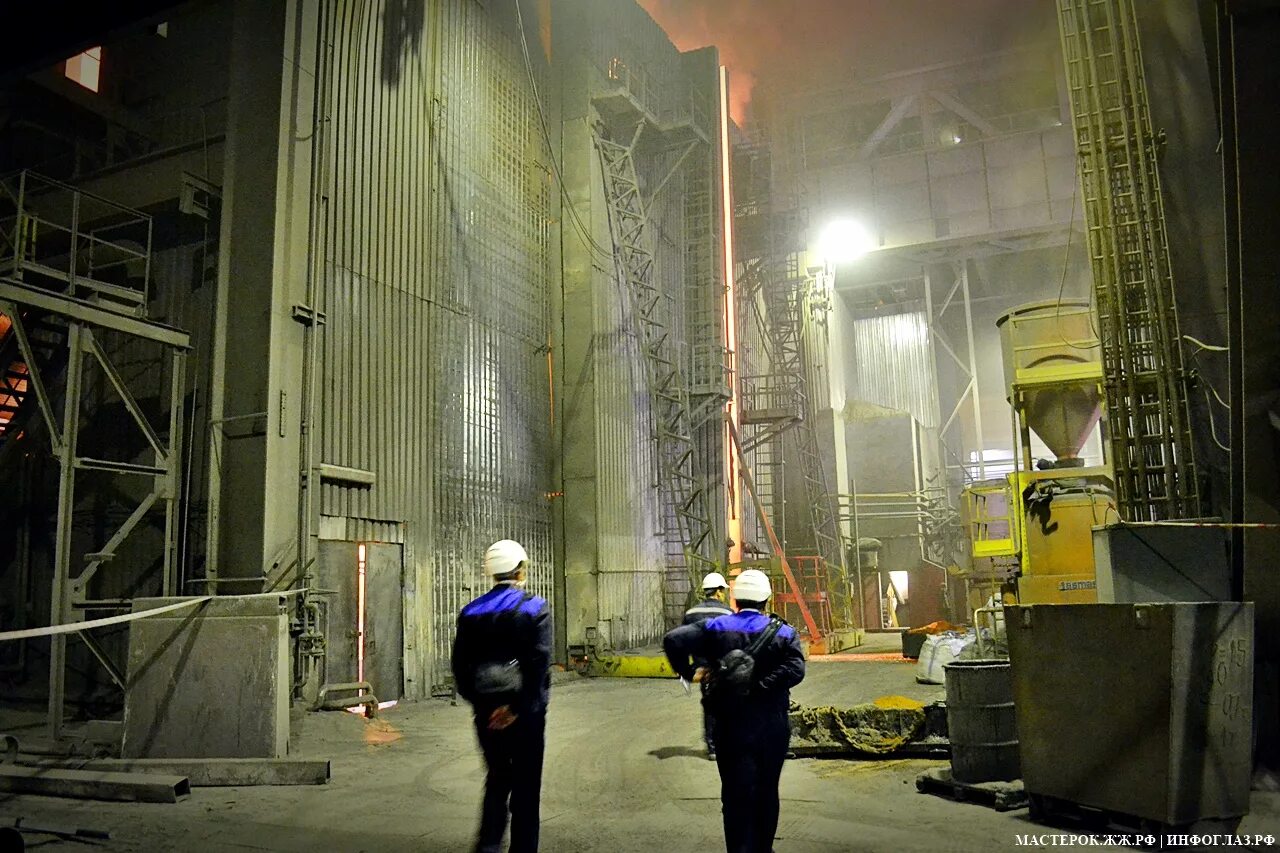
973, 605, 1007, 659
296, 0, 330, 598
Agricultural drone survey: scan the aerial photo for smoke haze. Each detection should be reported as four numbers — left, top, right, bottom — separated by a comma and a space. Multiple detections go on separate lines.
635, 0, 1057, 125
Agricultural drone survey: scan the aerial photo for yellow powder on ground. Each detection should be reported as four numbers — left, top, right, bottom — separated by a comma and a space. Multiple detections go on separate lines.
791, 702, 926, 754
872, 695, 925, 711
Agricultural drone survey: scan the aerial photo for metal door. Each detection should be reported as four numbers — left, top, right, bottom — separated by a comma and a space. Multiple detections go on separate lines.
364, 543, 403, 701
316, 540, 404, 701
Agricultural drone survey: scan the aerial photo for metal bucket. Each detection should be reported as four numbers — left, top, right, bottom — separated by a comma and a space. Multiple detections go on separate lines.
944, 659, 1020, 782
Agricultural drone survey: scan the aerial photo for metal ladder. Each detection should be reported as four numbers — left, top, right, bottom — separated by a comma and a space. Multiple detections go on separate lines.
594, 124, 717, 602
757, 260, 847, 570
1057, 0, 1200, 520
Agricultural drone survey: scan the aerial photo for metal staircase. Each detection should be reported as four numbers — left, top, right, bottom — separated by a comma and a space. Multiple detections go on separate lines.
0, 310, 70, 452
1057, 0, 1200, 520
742, 258, 846, 572
0, 170, 189, 738
593, 124, 718, 601
791, 377, 846, 576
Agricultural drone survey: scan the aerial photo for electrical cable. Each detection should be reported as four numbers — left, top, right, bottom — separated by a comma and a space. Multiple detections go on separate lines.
1205, 380, 1229, 410
512, 0, 619, 267
1052, 177, 1101, 351
1181, 333, 1230, 411
1182, 334, 1229, 353
1203, 386, 1230, 452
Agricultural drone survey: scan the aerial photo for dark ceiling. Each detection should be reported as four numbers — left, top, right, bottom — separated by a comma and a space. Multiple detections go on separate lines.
2, 0, 193, 80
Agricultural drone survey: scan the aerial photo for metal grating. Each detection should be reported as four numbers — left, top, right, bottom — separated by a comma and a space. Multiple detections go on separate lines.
1057, 0, 1200, 520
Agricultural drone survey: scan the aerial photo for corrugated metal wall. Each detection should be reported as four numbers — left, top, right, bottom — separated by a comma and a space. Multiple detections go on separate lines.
592, 291, 666, 647
316, 0, 554, 691
846, 309, 939, 428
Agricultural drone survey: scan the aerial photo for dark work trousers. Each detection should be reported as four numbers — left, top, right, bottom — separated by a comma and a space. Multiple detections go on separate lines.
474, 710, 546, 853
700, 682, 717, 753
713, 709, 790, 853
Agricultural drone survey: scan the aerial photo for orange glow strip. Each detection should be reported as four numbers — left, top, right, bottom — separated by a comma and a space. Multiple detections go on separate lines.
719, 65, 743, 564
345, 700, 399, 714
357, 543, 367, 689
546, 337, 555, 428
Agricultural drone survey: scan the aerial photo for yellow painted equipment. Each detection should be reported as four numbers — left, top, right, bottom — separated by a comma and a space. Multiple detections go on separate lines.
586, 652, 677, 678
995, 300, 1116, 605
964, 480, 1018, 560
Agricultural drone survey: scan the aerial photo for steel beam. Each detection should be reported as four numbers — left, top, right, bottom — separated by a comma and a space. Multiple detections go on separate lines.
56, 758, 331, 787
0, 279, 189, 349
73, 458, 167, 476
0, 765, 190, 803
960, 263, 986, 480
929, 90, 1000, 137
164, 348, 184, 595
72, 490, 161, 602
74, 631, 126, 690
859, 95, 918, 159
83, 329, 167, 460
47, 325, 83, 740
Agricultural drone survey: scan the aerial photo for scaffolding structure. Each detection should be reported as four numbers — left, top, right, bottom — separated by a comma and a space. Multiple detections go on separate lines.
733, 141, 854, 634
593, 122, 720, 605
0, 171, 189, 737
1057, 0, 1200, 520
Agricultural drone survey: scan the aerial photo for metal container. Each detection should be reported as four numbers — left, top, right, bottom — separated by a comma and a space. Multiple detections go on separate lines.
996, 300, 1102, 461
1092, 524, 1232, 603
1007, 603, 1253, 829
123, 595, 291, 759
943, 660, 1020, 782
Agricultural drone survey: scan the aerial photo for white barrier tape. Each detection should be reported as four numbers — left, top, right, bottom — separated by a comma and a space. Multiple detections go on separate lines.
0, 590, 307, 642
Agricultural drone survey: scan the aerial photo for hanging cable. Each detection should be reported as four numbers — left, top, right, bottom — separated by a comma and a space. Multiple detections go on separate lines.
1181, 334, 1230, 410
1053, 177, 1101, 351
1202, 386, 1230, 452
512, 0, 618, 266
1182, 334, 1229, 353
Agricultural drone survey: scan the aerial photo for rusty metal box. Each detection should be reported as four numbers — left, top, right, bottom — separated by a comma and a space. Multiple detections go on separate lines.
1006, 602, 1253, 828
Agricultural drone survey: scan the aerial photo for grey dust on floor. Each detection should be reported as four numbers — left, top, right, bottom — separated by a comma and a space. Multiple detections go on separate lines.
2, 657, 1278, 851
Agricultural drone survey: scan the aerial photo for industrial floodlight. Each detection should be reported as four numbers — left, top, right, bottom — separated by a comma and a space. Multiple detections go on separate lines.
816, 219, 875, 264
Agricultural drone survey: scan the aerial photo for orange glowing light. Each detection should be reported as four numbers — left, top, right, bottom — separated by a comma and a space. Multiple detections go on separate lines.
345, 699, 399, 714
719, 65, 743, 565
356, 543, 367, 688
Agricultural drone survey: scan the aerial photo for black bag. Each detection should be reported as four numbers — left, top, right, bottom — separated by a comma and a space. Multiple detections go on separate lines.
470, 593, 531, 697
707, 616, 784, 701
473, 659, 523, 696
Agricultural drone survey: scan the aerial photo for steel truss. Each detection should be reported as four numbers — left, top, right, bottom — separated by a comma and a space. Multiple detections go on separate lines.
593, 125, 719, 594
925, 260, 986, 494
0, 171, 189, 738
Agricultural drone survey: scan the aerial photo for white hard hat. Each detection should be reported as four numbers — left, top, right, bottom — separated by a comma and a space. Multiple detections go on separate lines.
701, 572, 728, 590
733, 569, 772, 602
484, 540, 529, 576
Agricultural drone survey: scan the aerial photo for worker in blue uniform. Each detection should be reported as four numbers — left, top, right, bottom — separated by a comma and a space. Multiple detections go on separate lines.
663, 569, 806, 853
451, 540, 552, 853
682, 571, 735, 757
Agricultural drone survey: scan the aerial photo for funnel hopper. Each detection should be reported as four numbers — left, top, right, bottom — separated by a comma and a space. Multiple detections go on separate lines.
1022, 383, 1102, 461
997, 300, 1103, 462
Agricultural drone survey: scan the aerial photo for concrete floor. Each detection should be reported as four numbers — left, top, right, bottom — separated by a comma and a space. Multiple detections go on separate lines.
3, 639, 1278, 851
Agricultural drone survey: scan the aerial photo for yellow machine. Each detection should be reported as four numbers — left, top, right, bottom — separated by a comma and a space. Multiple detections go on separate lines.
987, 300, 1116, 605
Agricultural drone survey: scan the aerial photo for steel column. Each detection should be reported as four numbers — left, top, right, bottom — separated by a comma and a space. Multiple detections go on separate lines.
47, 325, 83, 740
